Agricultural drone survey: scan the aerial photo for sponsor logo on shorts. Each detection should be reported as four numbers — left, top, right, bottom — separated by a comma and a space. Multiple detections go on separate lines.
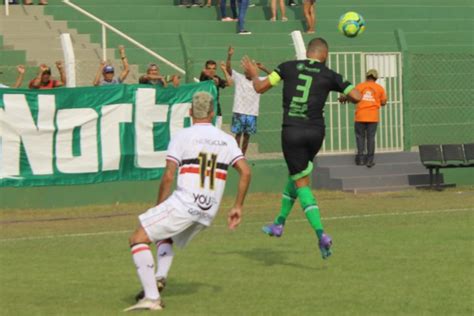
193, 193, 217, 211
187, 208, 213, 220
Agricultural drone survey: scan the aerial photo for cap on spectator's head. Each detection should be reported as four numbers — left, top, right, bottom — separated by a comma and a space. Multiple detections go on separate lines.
192, 92, 214, 119
43, 68, 52, 75
147, 63, 159, 70
103, 65, 115, 73
366, 69, 378, 79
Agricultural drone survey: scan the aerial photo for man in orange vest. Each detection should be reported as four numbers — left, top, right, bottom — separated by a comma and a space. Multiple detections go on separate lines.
342, 69, 387, 167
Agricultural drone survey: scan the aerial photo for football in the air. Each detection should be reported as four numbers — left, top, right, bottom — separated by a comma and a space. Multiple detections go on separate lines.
338, 11, 366, 38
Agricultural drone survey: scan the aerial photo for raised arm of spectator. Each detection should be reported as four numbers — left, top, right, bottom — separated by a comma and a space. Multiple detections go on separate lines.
12, 65, 25, 88
55, 61, 66, 87
220, 62, 233, 87
170, 75, 181, 87
118, 45, 130, 83
30, 64, 49, 89
241, 56, 273, 94
93, 61, 106, 86
226, 46, 234, 76
256, 62, 271, 75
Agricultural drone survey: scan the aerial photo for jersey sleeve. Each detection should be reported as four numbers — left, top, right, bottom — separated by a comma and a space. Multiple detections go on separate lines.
166, 135, 183, 166
332, 71, 354, 95
269, 62, 287, 86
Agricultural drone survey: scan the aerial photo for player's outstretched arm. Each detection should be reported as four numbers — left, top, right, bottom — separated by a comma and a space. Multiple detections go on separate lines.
156, 160, 177, 205
241, 56, 273, 94
228, 159, 251, 230
220, 62, 233, 87
345, 88, 362, 103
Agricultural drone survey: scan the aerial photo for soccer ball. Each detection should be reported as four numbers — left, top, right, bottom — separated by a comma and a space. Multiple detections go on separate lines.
338, 11, 366, 38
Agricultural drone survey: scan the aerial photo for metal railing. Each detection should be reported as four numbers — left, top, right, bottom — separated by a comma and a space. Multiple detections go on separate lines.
323, 52, 404, 154
62, 0, 188, 78
4, 0, 9, 16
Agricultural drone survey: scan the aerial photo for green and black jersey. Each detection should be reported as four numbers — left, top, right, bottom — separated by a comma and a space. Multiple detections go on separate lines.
269, 59, 354, 128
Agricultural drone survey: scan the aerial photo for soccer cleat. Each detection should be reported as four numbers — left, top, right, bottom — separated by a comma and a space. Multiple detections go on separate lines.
318, 233, 333, 259
238, 30, 252, 35
135, 278, 167, 302
262, 223, 284, 237
124, 298, 164, 312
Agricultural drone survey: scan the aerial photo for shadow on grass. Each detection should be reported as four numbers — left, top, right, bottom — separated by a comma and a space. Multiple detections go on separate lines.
122, 281, 222, 303
213, 247, 323, 271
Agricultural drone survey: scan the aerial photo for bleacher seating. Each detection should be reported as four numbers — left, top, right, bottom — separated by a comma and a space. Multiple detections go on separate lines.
419, 144, 474, 190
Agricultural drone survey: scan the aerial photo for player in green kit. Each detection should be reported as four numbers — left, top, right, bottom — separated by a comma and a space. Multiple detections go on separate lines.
242, 38, 361, 259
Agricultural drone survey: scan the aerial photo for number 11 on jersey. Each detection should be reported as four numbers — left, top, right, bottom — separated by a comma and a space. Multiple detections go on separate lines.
198, 152, 218, 190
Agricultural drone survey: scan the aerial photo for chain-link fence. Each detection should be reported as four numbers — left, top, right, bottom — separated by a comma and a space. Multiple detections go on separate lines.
407, 52, 474, 146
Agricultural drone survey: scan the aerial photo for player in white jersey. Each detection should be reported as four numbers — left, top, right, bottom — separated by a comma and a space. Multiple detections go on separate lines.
124, 91, 251, 312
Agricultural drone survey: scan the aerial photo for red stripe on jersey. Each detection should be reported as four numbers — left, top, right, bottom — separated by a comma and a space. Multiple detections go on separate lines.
215, 172, 227, 180
180, 167, 227, 180
180, 166, 199, 174
131, 246, 150, 255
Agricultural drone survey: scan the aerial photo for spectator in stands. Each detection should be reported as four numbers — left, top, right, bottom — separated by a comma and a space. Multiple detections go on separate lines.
226, 46, 269, 155
340, 69, 387, 168
0, 65, 26, 88
93, 46, 129, 86
199, 60, 230, 128
220, 0, 238, 21
139, 64, 181, 87
29, 62, 66, 89
303, 0, 316, 33
270, 0, 288, 22
237, 0, 251, 34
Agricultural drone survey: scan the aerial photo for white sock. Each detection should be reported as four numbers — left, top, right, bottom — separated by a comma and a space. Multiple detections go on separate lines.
131, 244, 160, 300
156, 241, 174, 280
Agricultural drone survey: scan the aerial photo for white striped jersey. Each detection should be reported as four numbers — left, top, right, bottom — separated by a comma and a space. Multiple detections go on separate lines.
165, 123, 245, 226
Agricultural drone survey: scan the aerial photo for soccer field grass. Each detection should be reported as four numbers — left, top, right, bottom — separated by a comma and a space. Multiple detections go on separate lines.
1, 188, 473, 315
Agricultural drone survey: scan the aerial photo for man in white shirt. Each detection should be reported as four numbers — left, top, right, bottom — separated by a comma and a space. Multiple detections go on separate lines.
226, 46, 270, 155
124, 91, 251, 312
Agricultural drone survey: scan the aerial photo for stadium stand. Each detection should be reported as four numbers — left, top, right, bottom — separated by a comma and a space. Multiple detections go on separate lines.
39, 0, 473, 154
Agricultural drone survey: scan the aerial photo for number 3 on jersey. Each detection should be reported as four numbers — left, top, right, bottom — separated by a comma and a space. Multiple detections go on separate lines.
289, 74, 313, 118
198, 152, 218, 190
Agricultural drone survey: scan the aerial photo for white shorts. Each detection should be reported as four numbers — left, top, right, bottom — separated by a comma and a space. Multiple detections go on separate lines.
139, 201, 206, 248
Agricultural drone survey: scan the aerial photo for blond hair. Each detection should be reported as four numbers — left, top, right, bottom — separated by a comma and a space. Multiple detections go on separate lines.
192, 92, 214, 119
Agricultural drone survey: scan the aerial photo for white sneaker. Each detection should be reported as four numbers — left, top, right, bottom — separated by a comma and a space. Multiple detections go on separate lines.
124, 298, 164, 312
238, 30, 252, 35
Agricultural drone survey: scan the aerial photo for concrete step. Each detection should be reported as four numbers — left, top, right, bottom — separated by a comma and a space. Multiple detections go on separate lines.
322, 162, 428, 178
316, 152, 421, 167
312, 152, 448, 192
19, 48, 115, 61
339, 173, 436, 190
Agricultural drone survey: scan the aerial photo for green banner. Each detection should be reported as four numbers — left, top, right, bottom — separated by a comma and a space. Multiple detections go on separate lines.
0, 81, 217, 187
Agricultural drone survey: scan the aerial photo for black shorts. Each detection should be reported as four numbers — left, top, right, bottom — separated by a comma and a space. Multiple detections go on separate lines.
281, 126, 325, 177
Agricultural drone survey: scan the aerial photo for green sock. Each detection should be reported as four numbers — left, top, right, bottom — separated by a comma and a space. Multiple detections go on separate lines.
297, 186, 324, 240
274, 177, 297, 225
